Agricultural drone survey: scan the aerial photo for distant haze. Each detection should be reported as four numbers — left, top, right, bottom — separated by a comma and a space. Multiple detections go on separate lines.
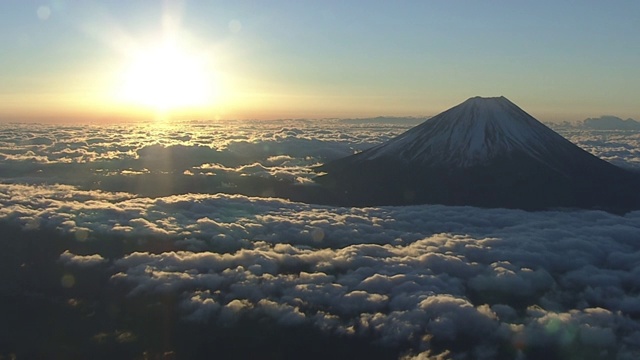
582, 116, 640, 130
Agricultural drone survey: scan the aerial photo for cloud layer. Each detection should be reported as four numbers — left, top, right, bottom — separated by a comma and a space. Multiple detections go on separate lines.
2, 183, 640, 358
2, 121, 638, 198
2, 120, 640, 358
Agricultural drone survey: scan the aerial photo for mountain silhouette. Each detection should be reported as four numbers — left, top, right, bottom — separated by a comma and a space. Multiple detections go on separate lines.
316, 96, 640, 212
582, 116, 640, 130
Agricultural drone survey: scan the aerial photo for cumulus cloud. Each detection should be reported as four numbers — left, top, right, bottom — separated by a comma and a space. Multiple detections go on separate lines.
0, 121, 414, 197
558, 126, 640, 170
2, 182, 640, 357
3, 120, 640, 358
59, 250, 107, 267
3, 121, 638, 198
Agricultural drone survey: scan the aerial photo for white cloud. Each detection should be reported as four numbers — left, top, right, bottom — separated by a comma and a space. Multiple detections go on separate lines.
42, 189, 630, 356
558, 127, 640, 170
59, 250, 107, 267
3, 120, 640, 358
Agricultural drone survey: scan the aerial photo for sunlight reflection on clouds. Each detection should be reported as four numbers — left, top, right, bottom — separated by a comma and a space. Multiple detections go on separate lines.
2, 120, 640, 358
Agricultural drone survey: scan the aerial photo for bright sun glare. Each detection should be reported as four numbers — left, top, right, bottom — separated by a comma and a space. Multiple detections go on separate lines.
119, 40, 218, 117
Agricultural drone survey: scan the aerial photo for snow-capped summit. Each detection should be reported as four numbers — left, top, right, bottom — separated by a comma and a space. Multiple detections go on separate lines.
356, 96, 580, 170
316, 96, 640, 212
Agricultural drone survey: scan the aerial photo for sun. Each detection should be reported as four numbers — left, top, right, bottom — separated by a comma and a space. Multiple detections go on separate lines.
118, 40, 219, 117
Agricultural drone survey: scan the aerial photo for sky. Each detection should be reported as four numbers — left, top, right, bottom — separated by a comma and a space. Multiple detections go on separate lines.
1, 0, 639, 123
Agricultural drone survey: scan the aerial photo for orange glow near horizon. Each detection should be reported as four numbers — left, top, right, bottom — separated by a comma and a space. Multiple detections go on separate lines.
3, 3, 638, 124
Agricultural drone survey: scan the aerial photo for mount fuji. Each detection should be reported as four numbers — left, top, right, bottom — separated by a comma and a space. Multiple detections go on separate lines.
316, 96, 640, 212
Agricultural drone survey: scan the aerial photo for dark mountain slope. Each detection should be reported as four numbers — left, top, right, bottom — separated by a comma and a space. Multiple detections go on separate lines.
316, 97, 640, 212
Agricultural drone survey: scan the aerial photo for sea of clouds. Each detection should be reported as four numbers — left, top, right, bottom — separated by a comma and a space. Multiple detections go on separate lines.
1, 119, 640, 359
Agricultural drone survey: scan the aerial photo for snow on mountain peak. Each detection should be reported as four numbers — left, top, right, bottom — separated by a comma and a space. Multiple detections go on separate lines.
317, 96, 640, 211
359, 96, 571, 167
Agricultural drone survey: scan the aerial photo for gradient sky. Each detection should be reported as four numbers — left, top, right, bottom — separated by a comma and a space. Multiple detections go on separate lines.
1, 0, 639, 123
